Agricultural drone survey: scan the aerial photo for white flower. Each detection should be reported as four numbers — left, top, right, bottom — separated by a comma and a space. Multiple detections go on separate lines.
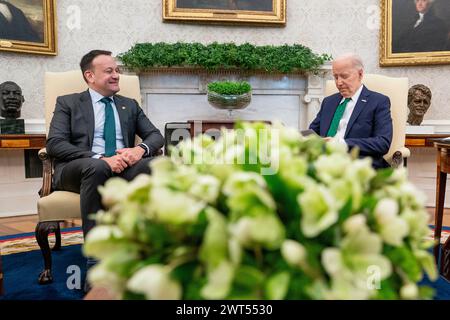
229, 215, 285, 250
400, 283, 419, 300
188, 175, 221, 204
374, 198, 409, 246
321, 224, 392, 299
298, 184, 339, 237
201, 261, 234, 300
149, 187, 205, 225
83, 225, 125, 259
87, 263, 125, 296
127, 265, 182, 300
315, 153, 351, 185
281, 240, 306, 266
343, 214, 367, 234
99, 178, 130, 208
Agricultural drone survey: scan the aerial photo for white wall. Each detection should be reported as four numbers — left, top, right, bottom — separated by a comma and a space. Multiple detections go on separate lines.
0, 0, 449, 121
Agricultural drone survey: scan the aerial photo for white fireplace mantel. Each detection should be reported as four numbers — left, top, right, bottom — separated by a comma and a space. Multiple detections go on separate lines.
135, 64, 332, 135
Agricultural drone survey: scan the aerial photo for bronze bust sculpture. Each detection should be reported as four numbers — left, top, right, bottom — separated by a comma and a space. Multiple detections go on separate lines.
407, 84, 431, 126
0, 81, 25, 133
0, 81, 24, 119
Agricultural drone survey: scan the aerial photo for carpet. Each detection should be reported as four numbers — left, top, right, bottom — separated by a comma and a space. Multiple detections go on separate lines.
0, 226, 450, 300
0, 228, 86, 300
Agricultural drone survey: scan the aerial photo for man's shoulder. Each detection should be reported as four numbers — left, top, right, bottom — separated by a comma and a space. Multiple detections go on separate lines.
114, 94, 137, 103
56, 91, 88, 104
363, 86, 390, 102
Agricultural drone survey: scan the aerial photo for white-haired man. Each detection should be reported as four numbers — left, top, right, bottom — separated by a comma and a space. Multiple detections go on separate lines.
309, 53, 393, 169
395, 0, 448, 53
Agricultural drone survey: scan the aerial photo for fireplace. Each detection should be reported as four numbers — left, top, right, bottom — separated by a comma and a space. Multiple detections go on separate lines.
136, 66, 331, 135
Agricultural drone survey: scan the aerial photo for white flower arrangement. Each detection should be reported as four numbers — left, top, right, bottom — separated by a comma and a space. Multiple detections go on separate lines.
84, 122, 437, 300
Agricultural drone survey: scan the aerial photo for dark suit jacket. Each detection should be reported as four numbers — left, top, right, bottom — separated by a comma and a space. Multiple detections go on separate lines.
0, 1, 40, 42
46, 90, 165, 183
309, 86, 393, 169
395, 10, 448, 53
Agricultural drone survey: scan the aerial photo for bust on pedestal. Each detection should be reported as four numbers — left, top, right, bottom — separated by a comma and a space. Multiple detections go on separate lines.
405, 84, 434, 134
0, 81, 25, 134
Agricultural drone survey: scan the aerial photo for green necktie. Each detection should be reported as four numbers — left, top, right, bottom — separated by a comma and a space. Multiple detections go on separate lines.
326, 98, 351, 137
101, 97, 117, 157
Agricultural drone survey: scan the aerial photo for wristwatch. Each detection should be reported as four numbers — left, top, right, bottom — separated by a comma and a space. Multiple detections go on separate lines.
137, 143, 148, 156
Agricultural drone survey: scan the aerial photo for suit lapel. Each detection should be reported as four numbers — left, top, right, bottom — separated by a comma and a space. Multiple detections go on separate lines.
113, 95, 130, 148
323, 94, 343, 136
80, 90, 95, 148
344, 86, 370, 138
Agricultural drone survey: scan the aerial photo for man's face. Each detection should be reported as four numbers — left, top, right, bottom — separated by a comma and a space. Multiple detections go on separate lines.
0, 82, 24, 118
332, 59, 363, 98
84, 54, 120, 97
409, 90, 431, 116
415, 0, 431, 13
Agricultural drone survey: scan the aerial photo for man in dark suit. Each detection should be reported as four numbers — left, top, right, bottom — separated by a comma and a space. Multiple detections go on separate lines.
0, 0, 40, 42
309, 53, 393, 169
394, 0, 448, 53
46, 50, 165, 239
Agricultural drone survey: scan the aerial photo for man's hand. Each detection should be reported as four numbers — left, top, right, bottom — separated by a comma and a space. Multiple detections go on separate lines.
101, 155, 128, 173
116, 146, 145, 167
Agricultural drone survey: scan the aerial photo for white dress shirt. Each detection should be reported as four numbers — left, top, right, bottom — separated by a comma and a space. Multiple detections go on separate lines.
334, 84, 364, 145
414, 13, 424, 28
89, 88, 125, 158
0, 3, 12, 22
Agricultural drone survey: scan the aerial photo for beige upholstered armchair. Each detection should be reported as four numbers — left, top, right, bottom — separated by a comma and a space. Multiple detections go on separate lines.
325, 73, 410, 168
36, 70, 143, 284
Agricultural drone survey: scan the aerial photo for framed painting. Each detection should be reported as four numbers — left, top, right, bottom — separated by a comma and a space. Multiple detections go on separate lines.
0, 0, 57, 55
163, 0, 286, 26
380, 0, 450, 66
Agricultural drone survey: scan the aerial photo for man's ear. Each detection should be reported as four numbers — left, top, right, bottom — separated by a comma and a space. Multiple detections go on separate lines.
84, 70, 94, 84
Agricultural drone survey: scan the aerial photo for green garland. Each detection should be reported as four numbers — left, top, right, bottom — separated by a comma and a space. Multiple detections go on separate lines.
119, 42, 331, 73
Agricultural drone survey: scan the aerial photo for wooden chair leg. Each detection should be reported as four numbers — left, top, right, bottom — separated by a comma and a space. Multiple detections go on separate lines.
53, 223, 61, 251
35, 221, 60, 284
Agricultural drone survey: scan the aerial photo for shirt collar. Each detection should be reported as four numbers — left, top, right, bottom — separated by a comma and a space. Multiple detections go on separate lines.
340, 84, 364, 104
88, 88, 114, 104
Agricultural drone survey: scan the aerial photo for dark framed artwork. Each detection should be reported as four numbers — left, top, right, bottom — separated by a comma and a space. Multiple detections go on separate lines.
380, 0, 450, 66
0, 0, 57, 55
163, 0, 286, 26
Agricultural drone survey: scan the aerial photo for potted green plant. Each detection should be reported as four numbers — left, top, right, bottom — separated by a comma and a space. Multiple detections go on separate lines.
207, 80, 252, 111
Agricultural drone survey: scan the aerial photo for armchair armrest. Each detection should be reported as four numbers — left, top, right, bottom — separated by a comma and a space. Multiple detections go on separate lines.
389, 147, 411, 169
38, 148, 54, 198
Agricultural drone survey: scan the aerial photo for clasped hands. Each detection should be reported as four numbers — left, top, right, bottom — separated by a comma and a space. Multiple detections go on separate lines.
101, 146, 145, 173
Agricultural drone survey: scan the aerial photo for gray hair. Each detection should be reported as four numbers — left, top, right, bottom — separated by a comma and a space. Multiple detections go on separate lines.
333, 53, 364, 71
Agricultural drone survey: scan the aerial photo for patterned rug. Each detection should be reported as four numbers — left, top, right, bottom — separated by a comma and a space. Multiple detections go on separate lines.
0, 227, 83, 255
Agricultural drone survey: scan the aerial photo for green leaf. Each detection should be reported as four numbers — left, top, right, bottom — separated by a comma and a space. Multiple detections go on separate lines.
264, 271, 290, 300
233, 265, 265, 288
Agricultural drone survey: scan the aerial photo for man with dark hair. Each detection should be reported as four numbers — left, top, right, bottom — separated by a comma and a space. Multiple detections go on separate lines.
46, 50, 165, 288
0, 0, 40, 42
407, 84, 432, 125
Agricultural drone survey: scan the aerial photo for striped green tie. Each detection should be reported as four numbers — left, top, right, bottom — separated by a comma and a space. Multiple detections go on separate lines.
326, 98, 351, 137
100, 97, 116, 157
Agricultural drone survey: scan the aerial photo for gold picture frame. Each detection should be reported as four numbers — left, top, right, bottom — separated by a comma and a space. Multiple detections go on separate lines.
380, 0, 450, 66
163, 0, 286, 26
0, 0, 57, 55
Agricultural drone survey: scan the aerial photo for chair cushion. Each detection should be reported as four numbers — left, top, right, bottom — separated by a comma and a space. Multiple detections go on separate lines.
37, 191, 81, 221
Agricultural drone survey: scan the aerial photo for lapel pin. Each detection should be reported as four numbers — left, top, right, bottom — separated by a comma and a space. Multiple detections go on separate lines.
122, 106, 126, 110
361, 99, 367, 103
